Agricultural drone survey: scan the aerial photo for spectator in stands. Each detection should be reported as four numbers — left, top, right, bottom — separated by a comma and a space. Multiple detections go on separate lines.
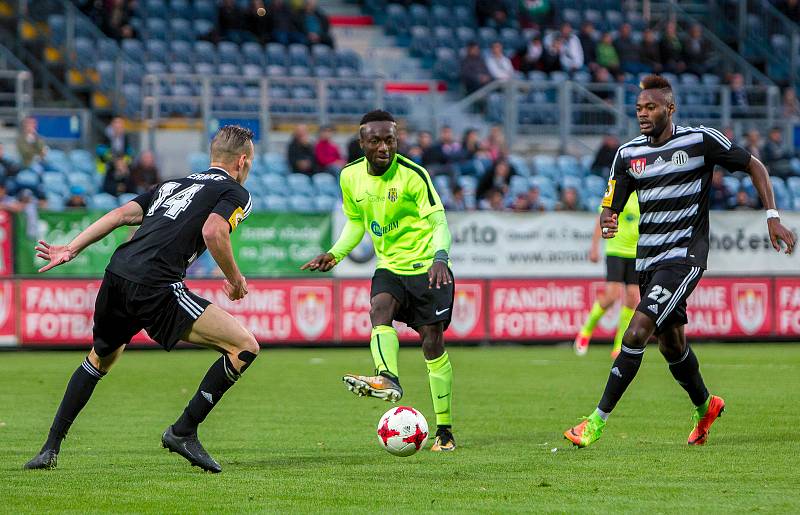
778, 0, 800, 22
578, 22, 597, 71
709, 168, 732, 210
782, 87, 800, 120
591, 67, 615, 103
296, 0, 334, 47
590, 134, 620, 176
416, 130, 434, 166
518, 36, 550, 74
17, 188, 47, 228
0, 142, 20, 177
102, 0, 135, 41
684, 24, 713, 75
17, 117, 47, 167
462, 128, 483, 161
527, 185, 546, 211
596, 32, 621, 77
542, 36, 565, 72
246, 0, 272, 43
314, 125, 344, 174
346, 135, 362, 163
734, 189, 757, 210
660, 21, 686, 73
102, 117, 132, 164
548, 23, 584, 73
475, 0, 509, 28
446, 184, 467, 211
461, 41, 493, 94
485, 42, 515, 81
722, 126, 736, 143
615, 24, 641, 75
743, 129, 763, 161
219, 0, 246, 40
482, 187, 507, 211
0, 179, 21, 212
396, 128, 412, 156
103, 157, 131, 196
511, 192, 531, 212
484, 125, 508, 161
424, 126, 463, 176
519, 0, 554, 28
730, 73, 751, 117
763, 127, 796, 178
65, 185, 88, 209
639, 29, 663, 73
476, 158, 515, 202
557, 187, 580, 211
268, 0, 305, 45
128, 151, 161, 194
288, 124, 315, 175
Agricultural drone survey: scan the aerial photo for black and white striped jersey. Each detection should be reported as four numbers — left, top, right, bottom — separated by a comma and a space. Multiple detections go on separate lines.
107, 166, 252, 286
602, 124, 751, 272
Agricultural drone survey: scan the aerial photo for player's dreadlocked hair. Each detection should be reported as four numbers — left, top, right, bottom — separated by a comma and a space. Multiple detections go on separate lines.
360, 110, 396, 126
210, 125, 254, 161
640, 74, 675, 104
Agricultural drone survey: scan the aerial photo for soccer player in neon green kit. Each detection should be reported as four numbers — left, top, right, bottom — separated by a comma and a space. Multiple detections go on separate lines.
302, 110, 456, 452
574, 192, 640, 358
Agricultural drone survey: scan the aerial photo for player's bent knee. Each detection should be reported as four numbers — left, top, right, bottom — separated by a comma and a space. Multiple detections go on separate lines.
621, 325, 649, 349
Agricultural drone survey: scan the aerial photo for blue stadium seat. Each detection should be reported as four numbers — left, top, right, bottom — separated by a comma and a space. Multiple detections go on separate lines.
15, 169, 40, 189
193, 19, 215, 39
142, 0, 167, 18
69, 149, 95, 175
509, 175, 529, 196
312, 173, 338, 195
97, 39, 119, 61
434, 48, 459, 82
584, 175, 607, 197
67, 172, 97, 195
287, 173, 313, 195
243, 64, 263, 78
410, 26, 432, 58
74, 37, 94, 68
90, 193, 119, 211
193, 0, 216, 22
266, 43, 289, 66
46, 193, 66, 212
145, 61, 167, 74
264, 153, 290, 175
787, 176, 800, 197
433, 27, 457, 51
560, 175, 583, 191
529, 176, 557, 199
315, 66, 334, 78
507, 155, 531, 177
48, 14, 66, 44
557, 155, 583, 177
237, 42, 261, 66
722, 175, 741, 195
168, 0, 191, 19
314, 195, 337, 212
289, 195, 315, 212
532, 155, 557, 177
264, 194, 289, 211
145, 18, 169, 41
409, 4, 430, 26
218, 42, 241, 65
266, 65, 288, 77
477, 27, 497, 49
122, 39, 145, 62
170, 18, 194, 42
290, 65, 311, 77
170, 62, 192, 74
336, 49, 361, 71
289, 43, 311, 66
145, 39, 168, 63
261, 174, 286, 192
453, 5, 473, 28
42, 171, 69, 196
194, 62, 214, 74
188, 152, 209, 171
218, 62, 239, 76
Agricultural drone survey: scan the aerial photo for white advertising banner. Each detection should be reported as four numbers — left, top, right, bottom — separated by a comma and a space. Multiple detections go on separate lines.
332, 211, 800, 278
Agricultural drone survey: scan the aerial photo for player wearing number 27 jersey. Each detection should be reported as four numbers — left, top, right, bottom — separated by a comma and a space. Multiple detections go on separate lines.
25, 126, 261, 474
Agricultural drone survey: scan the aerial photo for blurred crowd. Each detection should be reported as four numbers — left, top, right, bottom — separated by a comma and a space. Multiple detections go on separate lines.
77, 0, 334, 46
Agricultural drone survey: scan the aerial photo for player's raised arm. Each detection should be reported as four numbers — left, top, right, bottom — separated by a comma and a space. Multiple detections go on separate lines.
35, 199, 146, 273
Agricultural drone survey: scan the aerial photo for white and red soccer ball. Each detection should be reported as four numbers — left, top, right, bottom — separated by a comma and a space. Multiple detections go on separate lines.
376, 406, 429, 456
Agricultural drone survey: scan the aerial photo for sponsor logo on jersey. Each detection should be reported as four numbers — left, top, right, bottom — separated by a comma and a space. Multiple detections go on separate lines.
388, 187, 398, 202
370, 220, 399, 237
733, 283, 767, 335
630, 157, 647, 176
671, 150, 689, 167
228, 207, 245, 230
291, 286, 332, 340
187, 173, 226, 181
449, 284, 481, 337
601, 180, 616, 208
654, 155, 665, 165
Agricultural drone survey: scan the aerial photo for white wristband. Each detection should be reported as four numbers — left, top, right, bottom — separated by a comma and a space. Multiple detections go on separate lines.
766, 209, 780, 220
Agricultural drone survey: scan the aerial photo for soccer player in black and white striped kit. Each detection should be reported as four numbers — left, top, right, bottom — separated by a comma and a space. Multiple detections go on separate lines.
565, 75, 796, 448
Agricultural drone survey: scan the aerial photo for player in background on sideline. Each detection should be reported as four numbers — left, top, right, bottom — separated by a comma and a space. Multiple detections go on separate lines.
574, 192, 640, 358
564, 76, 795, 448
24, 126, 257, 473
301, 110, 457, 452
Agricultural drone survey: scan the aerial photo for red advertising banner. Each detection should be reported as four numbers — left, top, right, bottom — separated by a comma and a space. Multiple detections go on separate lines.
686, 277, 772, 337
0, 210, 13, 277
775, 277, 800, 336
338, 279, 486, 341
21, 279, 103, 345
0, 280, 16, 344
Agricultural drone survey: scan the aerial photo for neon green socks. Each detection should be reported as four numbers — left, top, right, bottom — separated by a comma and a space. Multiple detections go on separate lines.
370, 325, 399, 378
614, 306, 635, 352
580, 301, 606, 337
426, 351, 453, 427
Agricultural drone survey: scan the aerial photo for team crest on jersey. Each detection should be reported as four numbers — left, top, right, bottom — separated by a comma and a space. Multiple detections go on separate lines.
671, 150, 689, 167
290, 286, 332, 340
228, 207, 245, 230
732, 283, 767, 335
449, 285, 481, 337
630, 157, 647, 176
388, 187, 398, 202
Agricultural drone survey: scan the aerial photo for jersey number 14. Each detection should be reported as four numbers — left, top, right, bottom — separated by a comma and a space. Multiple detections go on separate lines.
147, 182, 205, 219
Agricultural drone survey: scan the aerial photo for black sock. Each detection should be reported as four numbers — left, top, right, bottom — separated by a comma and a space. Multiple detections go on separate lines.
597, 346, 644, 413
173, 355, 242, 436
43, 357, 106, 453
667, 345, 709, 406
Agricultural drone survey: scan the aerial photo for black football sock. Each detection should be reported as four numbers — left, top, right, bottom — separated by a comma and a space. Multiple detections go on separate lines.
597, 345, 644, 414
173, 352, 256, 436
667, 345, 709, 407
43, 357, 106, 453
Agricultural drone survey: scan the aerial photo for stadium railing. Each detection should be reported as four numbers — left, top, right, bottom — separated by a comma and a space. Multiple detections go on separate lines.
0, 70, 33, 124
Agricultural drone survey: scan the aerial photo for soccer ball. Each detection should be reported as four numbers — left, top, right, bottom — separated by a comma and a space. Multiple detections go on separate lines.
376, 406, 429, 457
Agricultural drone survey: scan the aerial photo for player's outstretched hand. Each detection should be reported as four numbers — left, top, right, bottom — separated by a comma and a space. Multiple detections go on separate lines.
224, 275, 248, 301
428, 261, 451, 289
35, 240, 75, 273
599, 209, 618, 239
300, 252, 337, 272
768, 218, 796, 255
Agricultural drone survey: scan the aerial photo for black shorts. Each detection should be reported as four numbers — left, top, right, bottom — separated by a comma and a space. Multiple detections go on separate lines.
93, 271, 211, 357
371, 268, 455, 330
606, 255, 638, 285
637, 263, 704, 334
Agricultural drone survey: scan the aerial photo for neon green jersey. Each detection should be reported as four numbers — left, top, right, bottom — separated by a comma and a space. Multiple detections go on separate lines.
605, 191, 639, 259
339, 154, 444, 274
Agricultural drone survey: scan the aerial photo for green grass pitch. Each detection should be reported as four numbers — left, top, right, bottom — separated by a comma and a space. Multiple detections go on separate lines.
1, 344, 799, 513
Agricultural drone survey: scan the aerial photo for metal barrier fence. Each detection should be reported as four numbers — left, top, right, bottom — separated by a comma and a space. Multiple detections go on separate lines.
0, 70, 33, 124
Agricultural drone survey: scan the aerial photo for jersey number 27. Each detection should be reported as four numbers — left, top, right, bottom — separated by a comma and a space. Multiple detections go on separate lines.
147, 182, 205, 219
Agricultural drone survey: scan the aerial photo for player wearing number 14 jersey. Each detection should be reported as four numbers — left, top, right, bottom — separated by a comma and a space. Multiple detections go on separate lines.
24, 126, 259, 473
564, 75, 796, 449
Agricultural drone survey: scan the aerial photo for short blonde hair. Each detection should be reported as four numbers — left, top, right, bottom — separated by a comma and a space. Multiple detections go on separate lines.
210, 125, 254, 162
